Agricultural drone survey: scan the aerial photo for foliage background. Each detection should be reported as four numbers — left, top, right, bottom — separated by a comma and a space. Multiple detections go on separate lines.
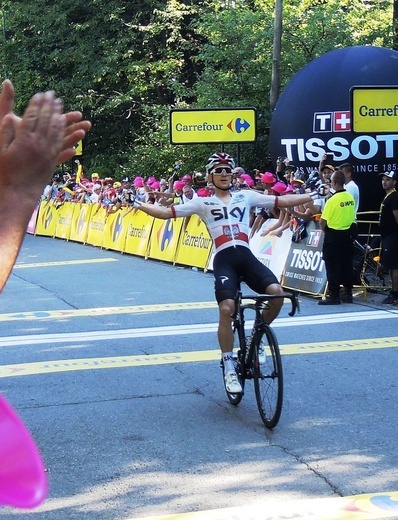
0, 0, 393, 179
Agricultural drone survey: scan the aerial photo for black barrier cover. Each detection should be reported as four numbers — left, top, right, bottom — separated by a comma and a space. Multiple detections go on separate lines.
269, 46, 398, 213
281, 221, 326, 295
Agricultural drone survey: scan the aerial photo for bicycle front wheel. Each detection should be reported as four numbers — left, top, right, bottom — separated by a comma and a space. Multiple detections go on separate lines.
253, 325, 283, 429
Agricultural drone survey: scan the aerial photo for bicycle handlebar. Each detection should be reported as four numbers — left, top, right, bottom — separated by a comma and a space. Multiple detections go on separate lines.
240, 292, 300, 317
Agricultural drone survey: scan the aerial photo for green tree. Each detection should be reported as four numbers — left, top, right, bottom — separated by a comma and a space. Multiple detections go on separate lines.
0, 0, 395, 176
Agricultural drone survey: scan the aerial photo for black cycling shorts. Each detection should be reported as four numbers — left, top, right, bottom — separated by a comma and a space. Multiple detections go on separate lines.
213, 246, 279, 304
382, 232, 398, 269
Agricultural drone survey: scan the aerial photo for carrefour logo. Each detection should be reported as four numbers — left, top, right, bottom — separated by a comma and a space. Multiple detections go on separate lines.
158, 219, 174, 251
110, 213, 124, 242
227, 118, 251, 134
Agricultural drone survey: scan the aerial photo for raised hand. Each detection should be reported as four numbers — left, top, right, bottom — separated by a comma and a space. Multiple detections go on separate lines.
0, 80, 91, 166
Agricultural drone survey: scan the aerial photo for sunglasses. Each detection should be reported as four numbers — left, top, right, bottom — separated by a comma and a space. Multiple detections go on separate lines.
211, 167, 232, 175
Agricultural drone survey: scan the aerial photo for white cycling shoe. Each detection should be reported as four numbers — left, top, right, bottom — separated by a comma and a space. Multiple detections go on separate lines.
224, 370, 242, 393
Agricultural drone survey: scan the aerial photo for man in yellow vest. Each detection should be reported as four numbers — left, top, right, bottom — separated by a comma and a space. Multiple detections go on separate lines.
319, 169, 356, 305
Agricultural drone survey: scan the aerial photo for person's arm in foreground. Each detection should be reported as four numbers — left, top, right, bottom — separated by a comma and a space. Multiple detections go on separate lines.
0, 84, 91, 291
0, 80, 91, 165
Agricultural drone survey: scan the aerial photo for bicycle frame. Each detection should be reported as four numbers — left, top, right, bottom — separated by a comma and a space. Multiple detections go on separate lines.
233, 292, 299, 380
224, 291, 299, 427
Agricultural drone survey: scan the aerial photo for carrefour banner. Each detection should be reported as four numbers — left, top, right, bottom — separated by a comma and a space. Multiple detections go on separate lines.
170, 108, 256, 144
147, 217, 184, 263
55, 202, 74, 240
124, 210, 154, 257
36, 201, 58, 237
281, 221, 327, 295
102, 209, 128, 252
174, 215, 213, 269
249, 219, 293, 281
69, 203, 92, 243
86, 206, 107, 247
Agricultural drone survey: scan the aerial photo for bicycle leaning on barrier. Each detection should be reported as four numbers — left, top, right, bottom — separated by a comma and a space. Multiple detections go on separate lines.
353, 239, 392, 293
221, 290, 299, 429
353, 211, 393, 294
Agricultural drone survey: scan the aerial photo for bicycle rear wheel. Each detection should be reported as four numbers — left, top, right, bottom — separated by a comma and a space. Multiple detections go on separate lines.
222, 319, 244, 406
253, 325, 283, 429
361, 248, 392, 293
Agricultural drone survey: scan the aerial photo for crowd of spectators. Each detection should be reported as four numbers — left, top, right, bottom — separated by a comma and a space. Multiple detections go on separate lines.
41, 154, 359, 234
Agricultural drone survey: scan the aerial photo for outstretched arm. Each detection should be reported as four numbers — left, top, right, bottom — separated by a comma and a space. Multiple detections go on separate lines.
134, 199, 174, 220
0, 91, 67, 290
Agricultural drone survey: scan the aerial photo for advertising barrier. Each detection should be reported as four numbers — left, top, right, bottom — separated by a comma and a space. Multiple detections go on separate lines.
147, 217, 184, 263
32, 202, 327, 294
175, 215, 213, 268
280, 220, 327, 295
124, 210, 154, 258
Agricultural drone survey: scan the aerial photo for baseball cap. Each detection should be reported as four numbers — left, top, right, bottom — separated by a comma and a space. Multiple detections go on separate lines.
379, 171, 397, 180
323, 164, 335, 171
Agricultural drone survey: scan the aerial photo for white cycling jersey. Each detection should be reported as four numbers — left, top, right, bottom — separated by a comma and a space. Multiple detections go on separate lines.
172, 190, 277, 253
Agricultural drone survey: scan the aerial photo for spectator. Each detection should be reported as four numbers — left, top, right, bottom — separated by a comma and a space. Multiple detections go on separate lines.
237, 173, 255, 189
319, 154, 335, 185
89, 184, 102, 204
319, 164, 335, 185
182, 184, 197, 203
182, 174, 194, 189
260, 172, 276, 194
54, 186, 66, 208
340, 162, 360, 215
378, 171, 398, 305
91, 172, 101, 184
250, 172, 278, 236
41, 172, 61, 201
319, 170, 356, 305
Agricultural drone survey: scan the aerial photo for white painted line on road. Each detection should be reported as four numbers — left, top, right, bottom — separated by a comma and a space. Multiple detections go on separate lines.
0, 309, 396, 348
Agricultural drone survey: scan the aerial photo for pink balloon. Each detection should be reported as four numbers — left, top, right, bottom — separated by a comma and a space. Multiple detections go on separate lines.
0, 395, 48, 509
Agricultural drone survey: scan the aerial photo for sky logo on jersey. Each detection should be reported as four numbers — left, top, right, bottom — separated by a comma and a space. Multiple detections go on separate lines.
159, 219, 174, 251
110, 213, 124, 242
313, 111, 351, 133
227, 118, 251, 134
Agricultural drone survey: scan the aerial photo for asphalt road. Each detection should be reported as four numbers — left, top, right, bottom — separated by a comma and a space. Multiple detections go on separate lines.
0, 234, 397, 519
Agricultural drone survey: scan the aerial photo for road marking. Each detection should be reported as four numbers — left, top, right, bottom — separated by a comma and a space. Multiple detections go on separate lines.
13, 258, 119, 268
0, 302, 396, 323
0, 302, 218, 322
0, 336, 397, 378
130, 490, 398, 520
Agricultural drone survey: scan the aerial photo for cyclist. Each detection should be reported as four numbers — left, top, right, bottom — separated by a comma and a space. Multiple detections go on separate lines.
133, 152, 325, 393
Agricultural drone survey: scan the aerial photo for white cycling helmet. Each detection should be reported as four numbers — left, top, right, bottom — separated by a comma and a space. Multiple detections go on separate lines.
206, 152, 235, 173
